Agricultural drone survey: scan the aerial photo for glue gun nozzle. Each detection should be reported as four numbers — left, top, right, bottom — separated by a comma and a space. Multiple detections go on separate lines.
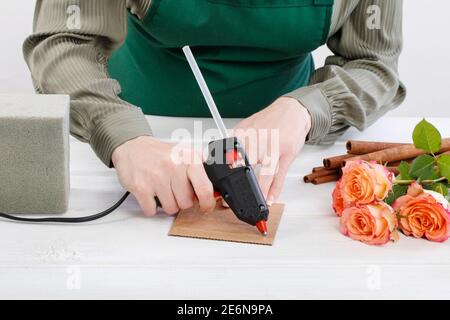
256, 220, 268, 236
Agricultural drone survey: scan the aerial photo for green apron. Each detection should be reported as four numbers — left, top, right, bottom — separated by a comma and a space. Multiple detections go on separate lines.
108, 0, 333, 118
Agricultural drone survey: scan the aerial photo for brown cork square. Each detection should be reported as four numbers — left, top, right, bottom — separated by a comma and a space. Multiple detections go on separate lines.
168, 203, 284, 245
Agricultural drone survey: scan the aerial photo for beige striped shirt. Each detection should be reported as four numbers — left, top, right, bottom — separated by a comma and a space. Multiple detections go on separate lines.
23, 0, 406, 166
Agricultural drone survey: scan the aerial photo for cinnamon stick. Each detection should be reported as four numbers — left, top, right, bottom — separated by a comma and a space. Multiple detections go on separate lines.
323, 154, 356, 169
304, 168, 340, 183
321, 152, 414, 174
312, 166, 327, 172
346, 140, 407, 155
385, 158, 414, 167
311, 174, 341, 185
309, 166, 400, 185
344, 138, 450, 165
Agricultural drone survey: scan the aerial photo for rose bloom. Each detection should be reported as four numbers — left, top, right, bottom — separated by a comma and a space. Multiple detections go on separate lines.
340, 202, 399, 245
332, 160, 393, 215
392, 183, 450, 242
332, 180, 345, 216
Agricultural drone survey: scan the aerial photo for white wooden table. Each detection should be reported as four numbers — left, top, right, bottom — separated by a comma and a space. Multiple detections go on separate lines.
1, 116, 449, 299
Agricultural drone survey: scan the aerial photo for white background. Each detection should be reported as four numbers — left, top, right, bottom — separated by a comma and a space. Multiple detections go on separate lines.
0, 0, 449, 117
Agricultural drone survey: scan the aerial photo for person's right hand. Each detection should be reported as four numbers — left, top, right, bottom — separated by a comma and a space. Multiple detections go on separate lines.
111, 136, 217, 216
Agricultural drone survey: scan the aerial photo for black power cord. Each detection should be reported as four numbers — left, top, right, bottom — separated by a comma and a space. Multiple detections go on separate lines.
0, 192, 130, 223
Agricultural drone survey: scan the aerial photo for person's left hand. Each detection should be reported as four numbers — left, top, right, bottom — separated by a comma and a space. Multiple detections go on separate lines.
232, 96, 311, 205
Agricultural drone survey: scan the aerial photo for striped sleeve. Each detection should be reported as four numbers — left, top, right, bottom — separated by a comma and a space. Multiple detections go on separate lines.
286, 0, 406, 144
23, 0, 153, 167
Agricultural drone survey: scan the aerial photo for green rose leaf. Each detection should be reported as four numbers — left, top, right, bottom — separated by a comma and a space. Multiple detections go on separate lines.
409, 154, 436, 180
412, 119, 441, 153
397, 161, 412, 180
432, 182, 449, 196
437, 154, 450, 181
427, 168, 440, 181
385, 184, 408, 206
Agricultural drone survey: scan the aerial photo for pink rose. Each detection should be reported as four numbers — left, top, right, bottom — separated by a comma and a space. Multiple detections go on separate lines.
340, 202, 399, 245
340, 160, 393, 206
332, 180, 345, 217
392, 183, 450, 242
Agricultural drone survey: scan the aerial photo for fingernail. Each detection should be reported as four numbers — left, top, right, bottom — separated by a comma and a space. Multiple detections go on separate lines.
267, 197, 274, 206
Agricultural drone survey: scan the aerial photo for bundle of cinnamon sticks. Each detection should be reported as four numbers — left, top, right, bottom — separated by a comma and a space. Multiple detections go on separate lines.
304, 139, 450, 185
